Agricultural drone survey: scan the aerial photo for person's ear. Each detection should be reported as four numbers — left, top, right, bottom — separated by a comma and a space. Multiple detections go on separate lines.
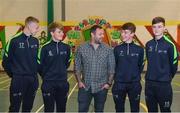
164, 28, 168, 33
91, 32, 95, 38
130, 32, 135, 37
50, 31, 54, 36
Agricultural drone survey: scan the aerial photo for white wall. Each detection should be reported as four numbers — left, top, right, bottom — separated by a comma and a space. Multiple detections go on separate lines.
1, 0, 180, 23
1, 0, 180, 44
54, 0, 62, 21
65, 0, 180, 22
0, 0, 47, 23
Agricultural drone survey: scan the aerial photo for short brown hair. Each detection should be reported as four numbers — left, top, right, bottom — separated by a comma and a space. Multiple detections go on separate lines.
25, 16, 39, 25
48, 22, 64, 33
90, 25, 103, 34
152, 17, 165, 25
121, 22, 136, 33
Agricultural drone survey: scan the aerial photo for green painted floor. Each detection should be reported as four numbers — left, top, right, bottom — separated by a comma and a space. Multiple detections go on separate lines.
0, 72, 180, 112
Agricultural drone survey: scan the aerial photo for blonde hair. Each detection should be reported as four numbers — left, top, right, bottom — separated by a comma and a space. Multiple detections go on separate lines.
48, 22, 64, 33
25, 16, 39, 25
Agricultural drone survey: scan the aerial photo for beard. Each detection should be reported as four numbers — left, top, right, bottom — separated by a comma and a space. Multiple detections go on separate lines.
94, 39, 102, 44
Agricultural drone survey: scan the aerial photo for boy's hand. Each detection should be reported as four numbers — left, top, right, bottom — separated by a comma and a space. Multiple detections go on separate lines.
78, 82, 86, 89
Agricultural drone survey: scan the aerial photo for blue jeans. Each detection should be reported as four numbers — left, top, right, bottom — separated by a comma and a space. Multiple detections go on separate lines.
78, 88, 108, 113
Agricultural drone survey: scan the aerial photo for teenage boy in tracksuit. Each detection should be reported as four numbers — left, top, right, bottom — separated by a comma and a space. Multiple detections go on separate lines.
145, 17, 179, 112
38, 22, 71, 112
112, 22, 145, 112
2, 16, 40, 112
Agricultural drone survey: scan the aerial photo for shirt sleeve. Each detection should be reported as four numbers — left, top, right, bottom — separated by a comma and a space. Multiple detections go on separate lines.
74, 46, 82, 75
107, 48, 115, 74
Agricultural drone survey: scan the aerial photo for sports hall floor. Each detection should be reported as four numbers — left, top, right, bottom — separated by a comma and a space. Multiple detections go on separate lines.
0, 72, 180, 112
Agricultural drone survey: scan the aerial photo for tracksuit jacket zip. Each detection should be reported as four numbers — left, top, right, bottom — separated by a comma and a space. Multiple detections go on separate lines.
114, 42, 145, 83
2, 32, 39, 77
38, 40, 71, 81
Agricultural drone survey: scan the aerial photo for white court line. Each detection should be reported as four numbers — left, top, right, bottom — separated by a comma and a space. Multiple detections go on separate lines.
35, 104, 44, 113
68, 75, 74, 81
172, 82, 180, 87
0, 76, 9, 80
68, 83, 78, 99
141, 78, 145, 83
140, 102, 148, 112
1, 84, 10, 89
174, 90, 180, 93
0, 79, 10, 84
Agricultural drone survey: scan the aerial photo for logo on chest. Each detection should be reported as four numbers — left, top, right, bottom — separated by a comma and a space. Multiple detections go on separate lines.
158, 50, 167, 54
19, 43, 25, 49
148, 46, 153, 52
131, 53, 139, 57
19, 43, 38, 49
119, 50, 139, 57
48, 50, 54, 56
119, 51, 124, 56
30, 44, 38, 48
60, 51, 67, 55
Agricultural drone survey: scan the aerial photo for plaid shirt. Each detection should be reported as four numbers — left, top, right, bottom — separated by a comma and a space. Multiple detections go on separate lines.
75, 42, 115, 93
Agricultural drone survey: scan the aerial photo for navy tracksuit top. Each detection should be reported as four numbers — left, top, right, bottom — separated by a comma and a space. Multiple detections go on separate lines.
145, 35, 178, 82
114, 42, 145, 83
2, 32, 39, 77
38, 40, 71, 81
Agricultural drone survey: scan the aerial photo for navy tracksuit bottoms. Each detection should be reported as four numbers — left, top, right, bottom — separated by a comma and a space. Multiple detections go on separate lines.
9, 75, 38, 112
112, 82, 142, 112
41, 81, 69, 112
145, 81, 172, 112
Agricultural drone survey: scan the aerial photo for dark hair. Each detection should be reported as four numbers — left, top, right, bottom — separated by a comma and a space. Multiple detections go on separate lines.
152, 17, 165, 25
90, 25, 103, 34
121, 22, 136, 33
25, 16, 39, 25
48, 22, 64, 33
